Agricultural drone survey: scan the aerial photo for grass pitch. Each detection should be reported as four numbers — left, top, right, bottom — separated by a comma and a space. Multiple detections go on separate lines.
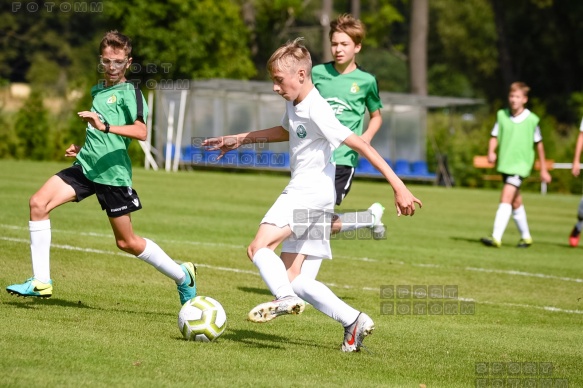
0, 160, 581, 387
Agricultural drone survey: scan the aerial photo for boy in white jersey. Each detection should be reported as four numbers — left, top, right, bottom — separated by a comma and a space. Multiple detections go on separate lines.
481, 82, 551, 248
202, 38, 421, 352
568, 118, 583, 247
6, 31, 197, 306
313, 14, 386, 243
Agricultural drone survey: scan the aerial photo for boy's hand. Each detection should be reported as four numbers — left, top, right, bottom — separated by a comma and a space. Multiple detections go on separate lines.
65, 144, 81, 157
572, 162, 581, 177
487, 151, 497, 164
78, 111, 105, 131
541, 170, 552, 183
201, 136, 240, 160
393, 186, 423, 216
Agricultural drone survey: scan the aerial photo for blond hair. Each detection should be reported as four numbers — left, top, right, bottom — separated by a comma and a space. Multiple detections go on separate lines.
267, 37, 312, 77
329, 14, 366, 45
509, 82, 530, 96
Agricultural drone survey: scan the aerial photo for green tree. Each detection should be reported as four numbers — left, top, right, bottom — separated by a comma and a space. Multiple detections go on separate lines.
105, 0, 256, 82
14, 90, 52, 160
428, 0, 498, 98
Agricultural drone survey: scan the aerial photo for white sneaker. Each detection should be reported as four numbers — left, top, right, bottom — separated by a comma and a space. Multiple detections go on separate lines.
341, 312, 375, 352
368, 203, 386, 240
247, 295, 305, 323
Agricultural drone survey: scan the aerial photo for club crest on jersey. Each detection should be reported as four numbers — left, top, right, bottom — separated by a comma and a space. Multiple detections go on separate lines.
107, 94, 117, 104
296, 124, 307, 138
350, 83, 360, 93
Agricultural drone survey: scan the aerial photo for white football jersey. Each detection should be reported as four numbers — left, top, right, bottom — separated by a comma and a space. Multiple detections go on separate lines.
281, 87, 353, 195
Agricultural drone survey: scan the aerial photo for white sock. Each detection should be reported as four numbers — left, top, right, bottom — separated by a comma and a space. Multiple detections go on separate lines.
252, 248, 295, 299
512, 205, 531, 240
137, 238, 185, 284
30, 220, 51, 283
492, 203, 512, 241
291, 274, 359, 327
300, 257, 322, 280
338, 210, 374, 232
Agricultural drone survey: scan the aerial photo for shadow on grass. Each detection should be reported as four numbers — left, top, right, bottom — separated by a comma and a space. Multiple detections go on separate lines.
237, 286, 273, 296
4, 298, 175, 318
219, 328, 324, 349
238, 286, 355, 302
450, 235, 576, 249
450, 236, 486, 245
4, 298, 94, 309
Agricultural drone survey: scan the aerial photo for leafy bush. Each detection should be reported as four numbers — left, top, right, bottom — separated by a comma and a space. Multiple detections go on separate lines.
14, 89, 52, 160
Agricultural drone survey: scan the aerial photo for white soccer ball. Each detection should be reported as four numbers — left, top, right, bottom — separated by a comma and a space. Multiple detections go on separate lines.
178, 296, 227, 342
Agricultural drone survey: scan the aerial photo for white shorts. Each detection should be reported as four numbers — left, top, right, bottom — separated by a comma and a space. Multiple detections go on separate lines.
261, 191, 334, 259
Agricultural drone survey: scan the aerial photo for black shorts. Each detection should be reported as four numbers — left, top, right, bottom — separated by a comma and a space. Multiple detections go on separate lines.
56, 164, 143, 217
335, 165, 355, 206
501, 173, 525, 189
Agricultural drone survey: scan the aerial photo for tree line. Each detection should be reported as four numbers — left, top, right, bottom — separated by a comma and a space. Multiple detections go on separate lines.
1, 0, 582, 191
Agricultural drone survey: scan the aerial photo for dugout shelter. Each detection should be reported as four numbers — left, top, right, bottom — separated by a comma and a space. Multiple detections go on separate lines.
147, 79, 482, 183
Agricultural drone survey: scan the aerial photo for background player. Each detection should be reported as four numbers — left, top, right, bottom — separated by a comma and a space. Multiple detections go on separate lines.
312, 14, 386, 240
481, 82, 551, 248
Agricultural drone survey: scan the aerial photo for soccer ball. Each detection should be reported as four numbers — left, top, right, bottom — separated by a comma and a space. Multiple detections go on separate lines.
178, 296, 227, 342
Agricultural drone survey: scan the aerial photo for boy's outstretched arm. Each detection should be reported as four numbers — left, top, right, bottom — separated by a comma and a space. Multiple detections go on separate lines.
536, 141, 552, 183
202, 126, 289, 159
572, 132, 583, 177
342, 133, 422, 216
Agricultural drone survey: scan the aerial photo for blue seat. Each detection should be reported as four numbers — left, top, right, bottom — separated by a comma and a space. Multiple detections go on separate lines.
221, 152, 239, 166
394, 159, 411, 175
266, 151, 289, 168
356, 158, 378, 174
181, 145, 202, 164
202, 150, 222, 165
255, 150, 272, 167
411, 161, 429, 176
238, 149, 256, 167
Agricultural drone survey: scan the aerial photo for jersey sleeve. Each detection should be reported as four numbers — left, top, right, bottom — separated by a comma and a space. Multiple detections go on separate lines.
580, 117, 583, 132
491, 123, 499, 137
311, 99, 353, 149
534, 126, 542, 143
365, 79, 383, 113
280, 109, 290, 131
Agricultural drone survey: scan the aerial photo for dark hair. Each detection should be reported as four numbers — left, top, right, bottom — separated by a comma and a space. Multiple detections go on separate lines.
100, 30, 132, 56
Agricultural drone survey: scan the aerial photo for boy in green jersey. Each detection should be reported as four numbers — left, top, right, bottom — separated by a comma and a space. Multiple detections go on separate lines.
481, 82, 551, 248
312, 14, 386, 248
6, 31, 197, 305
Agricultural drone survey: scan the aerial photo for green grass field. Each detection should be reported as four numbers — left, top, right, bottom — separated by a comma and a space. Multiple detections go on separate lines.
1, 160, 581, 387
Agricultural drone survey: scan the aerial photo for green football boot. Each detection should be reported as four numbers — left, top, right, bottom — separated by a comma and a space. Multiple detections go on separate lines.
177, 262, 197, 305
6, 277, 53, 298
